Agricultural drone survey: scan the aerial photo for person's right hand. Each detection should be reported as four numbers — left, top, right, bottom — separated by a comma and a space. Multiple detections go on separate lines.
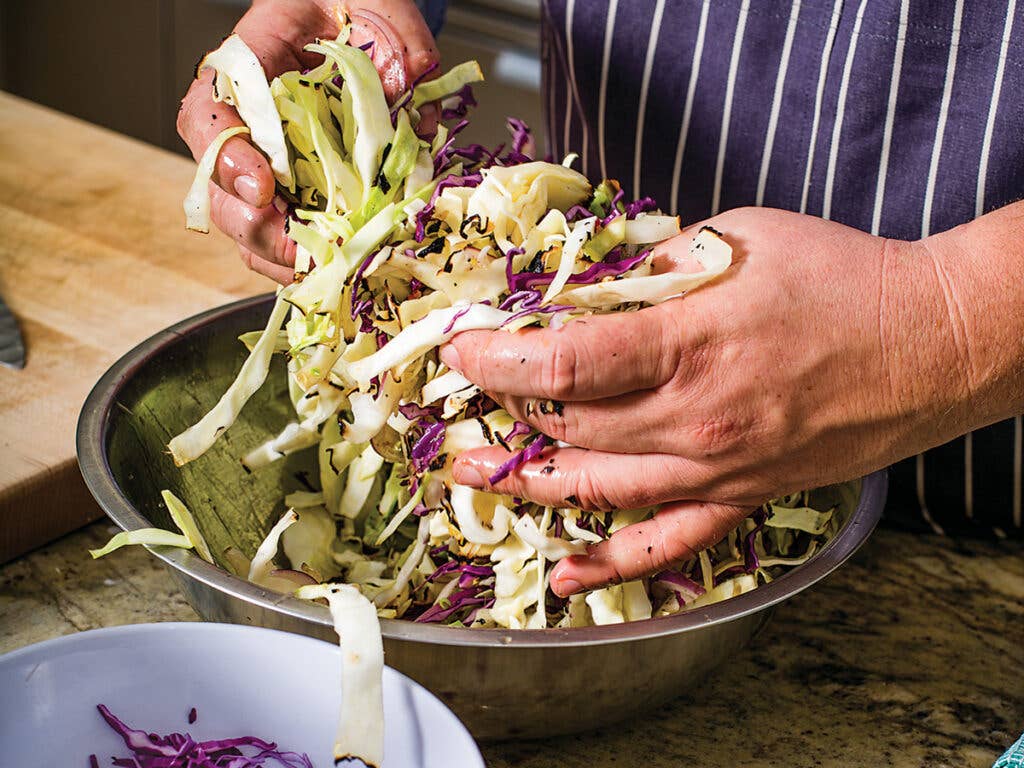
177, 0, 439, 283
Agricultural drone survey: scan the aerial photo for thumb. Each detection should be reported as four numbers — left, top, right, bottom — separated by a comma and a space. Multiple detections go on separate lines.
347, 3, 441, 103
549, 501, 753, 597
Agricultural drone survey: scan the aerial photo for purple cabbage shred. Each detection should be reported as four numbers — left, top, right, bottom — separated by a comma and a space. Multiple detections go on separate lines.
431, 119, 470, 174
501, 117, 535, 164
440, 84, 477, 121
742, 509, 768, 573
499, 304, 574, 328
487, 434, 549, 484
506, 249, 648, 294
442, 304, 474, 334
414, 587, 491, 623
411, 421, 446, 472
565, 204, 596, 222
624, 196, 658, 219
655, 570, 706, 598
414, 172, 483, 241
397, 402, 442, 421
92, 705, 313, 768
501, 421, 532, 443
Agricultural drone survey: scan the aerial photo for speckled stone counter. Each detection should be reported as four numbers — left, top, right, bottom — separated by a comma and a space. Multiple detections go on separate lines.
2, 521, 1021, 768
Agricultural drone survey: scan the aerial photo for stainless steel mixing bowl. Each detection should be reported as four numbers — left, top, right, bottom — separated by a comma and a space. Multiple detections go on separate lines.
77, 293, 885, 740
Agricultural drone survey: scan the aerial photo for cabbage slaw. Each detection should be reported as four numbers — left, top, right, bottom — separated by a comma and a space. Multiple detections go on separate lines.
93, 26, 857, 765
108, 26, 854, 633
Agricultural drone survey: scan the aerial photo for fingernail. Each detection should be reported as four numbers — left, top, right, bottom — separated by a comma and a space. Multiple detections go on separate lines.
452, 460, 487, 488
233, 175, 261, 206
439, 344, 462, 372
554, 577, 583, 597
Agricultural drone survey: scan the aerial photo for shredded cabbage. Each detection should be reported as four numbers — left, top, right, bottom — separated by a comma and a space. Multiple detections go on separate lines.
199, 34, 293, 189
295, 583, 384, 767
183, 125, 250, 232
89, 528, 193, 560
90, 490, 211, 561
163, 28, 855, 635
92, 704, 314, 768
162, 490, 213, 563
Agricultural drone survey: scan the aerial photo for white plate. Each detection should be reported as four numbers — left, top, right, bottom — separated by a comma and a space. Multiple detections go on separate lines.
0, 622, 484, 768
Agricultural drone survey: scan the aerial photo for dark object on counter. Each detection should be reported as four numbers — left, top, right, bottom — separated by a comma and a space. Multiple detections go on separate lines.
0, 292, 25, 369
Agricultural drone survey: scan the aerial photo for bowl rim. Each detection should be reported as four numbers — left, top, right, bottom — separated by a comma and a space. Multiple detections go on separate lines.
77, 293, 886, 649
0, 621, 330, 665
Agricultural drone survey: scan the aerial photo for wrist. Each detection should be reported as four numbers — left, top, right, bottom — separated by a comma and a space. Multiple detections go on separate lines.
876, 236, 978, 446
912, 213, 1024, 429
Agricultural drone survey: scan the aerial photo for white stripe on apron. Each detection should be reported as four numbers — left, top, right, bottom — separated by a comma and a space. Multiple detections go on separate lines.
799, 0, 844, 214
711, 0, 752, 215
669, 0, 711, 215
596, 0, 619, 180
632, 0, 666, 197
822, 0, 869, 221
869, 0, 910, 236
756, 0, 802, 207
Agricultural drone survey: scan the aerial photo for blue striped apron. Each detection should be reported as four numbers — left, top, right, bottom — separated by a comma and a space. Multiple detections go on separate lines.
539, 0, 1024, 536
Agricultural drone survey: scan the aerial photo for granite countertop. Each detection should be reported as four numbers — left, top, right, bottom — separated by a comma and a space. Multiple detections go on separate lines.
1, 520, 1021, 767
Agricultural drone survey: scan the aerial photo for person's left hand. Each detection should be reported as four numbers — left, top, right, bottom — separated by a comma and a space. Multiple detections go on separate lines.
440, 206, 975, 597
176, 0, 439, 283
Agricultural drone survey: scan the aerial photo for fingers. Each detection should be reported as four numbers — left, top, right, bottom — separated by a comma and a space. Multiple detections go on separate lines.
496, 390, 675, 454
347, 3, 441, 103
177, 2, 332, 207
238, 246, 295, 285
549, 501, 752, 597
209, 184, 296, 268
452, 445, 709, 511
177, 71, 277, 208
440, 306, 682, 401
416, 102, 440, 139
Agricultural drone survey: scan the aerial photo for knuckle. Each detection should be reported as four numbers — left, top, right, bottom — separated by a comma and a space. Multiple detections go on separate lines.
474, 333, 504, 387
573, 473, 626, 514
273, 228, 295, 267
602, 559, 628, 587
529, 400, 577, 444
237, 247, 257, 271
176, 78, 210, 147
686, 414, 744, 457
660, 324, 714, 400
406, 48, 440, 78
541, 342, 579, 400
573, 472, 615, 512
649, 309, 682, 384
209, 187, 233, 233
176, 93, 198, 144
653, 515, 693, 566
701, 503, 745, 548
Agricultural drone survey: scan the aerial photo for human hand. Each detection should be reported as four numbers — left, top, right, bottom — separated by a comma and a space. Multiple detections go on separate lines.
441, 207, 975, 596
176, 0, 439, 283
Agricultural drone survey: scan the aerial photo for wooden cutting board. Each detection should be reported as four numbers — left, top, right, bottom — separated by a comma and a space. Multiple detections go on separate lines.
0, 92, 273, 563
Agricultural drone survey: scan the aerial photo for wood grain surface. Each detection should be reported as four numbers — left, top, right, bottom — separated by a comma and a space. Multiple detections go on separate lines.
0, 92, 272, 562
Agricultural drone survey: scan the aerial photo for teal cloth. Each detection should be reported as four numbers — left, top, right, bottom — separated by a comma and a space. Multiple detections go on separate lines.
995, 733, 1024, 768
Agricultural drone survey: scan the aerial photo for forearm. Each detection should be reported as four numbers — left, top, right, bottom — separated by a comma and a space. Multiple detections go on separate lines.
912, 201, 1024, 434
